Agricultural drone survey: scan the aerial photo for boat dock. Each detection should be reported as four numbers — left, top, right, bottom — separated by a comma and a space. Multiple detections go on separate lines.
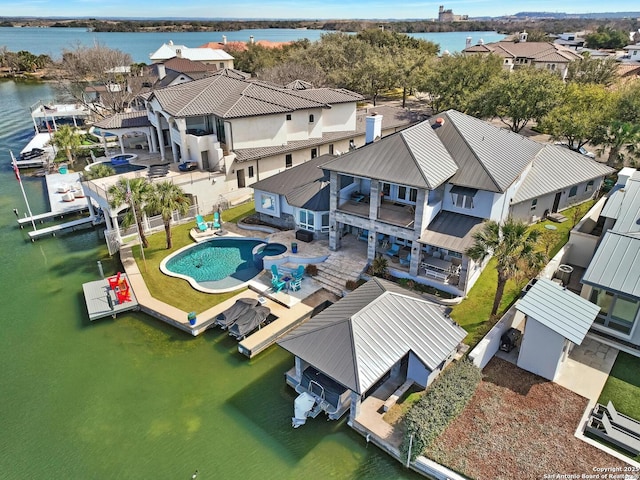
82, 273, 139, 321
27, 217, 96, 239
18, 206, 89, 226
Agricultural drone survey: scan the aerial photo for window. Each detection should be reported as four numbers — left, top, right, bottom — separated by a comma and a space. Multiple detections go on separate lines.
286, 114, 292, 121
397, 186, 418, 203
298, 210, 315, 231
329, 144, 334, 155
261, 194, 275, 212
309, 114, 314, 123
248, 166, 254, 178
531, 199, 538, 211
311, 148, 317, 159
568, 185, 578, 197
586, 180, 594, 192
321, 213, 330, 233
546, 63, 556, 71
452, 193, 474, 209
219, 62, 224, 69
590, 288, 639, 335
381, 182, 390, 197
285, 154, 292, 168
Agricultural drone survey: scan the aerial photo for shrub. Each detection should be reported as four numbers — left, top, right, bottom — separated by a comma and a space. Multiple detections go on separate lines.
371, 256, 388, 278
345, 279, 358, 291
305, 264, 318, 276
401, 359, 482, 462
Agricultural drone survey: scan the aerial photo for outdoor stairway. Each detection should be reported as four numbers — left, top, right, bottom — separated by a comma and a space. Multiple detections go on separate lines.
314, 253, 366, 297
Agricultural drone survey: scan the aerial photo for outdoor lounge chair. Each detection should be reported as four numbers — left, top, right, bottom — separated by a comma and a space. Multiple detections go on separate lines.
271, 276, 286, 293
293, 265, 305, 280
270, 264, 280, 281
215, 298, 259, 329
195, 214, 208, 232
213, 211, 221, 229
399, 253, 411, 266
289, 277, 302, 291
228, 306, 271, 340
385, 243, 400, 257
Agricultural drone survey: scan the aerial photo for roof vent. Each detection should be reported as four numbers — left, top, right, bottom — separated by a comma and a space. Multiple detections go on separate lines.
432, 117, 445, 129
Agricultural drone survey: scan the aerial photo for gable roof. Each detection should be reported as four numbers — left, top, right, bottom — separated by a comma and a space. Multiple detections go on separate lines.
163, 57, 219, 74
150, 42, 234, 63
512, 145, 615, 203
516, 278, 600, 345
148, 74, 363, 119
320, 119, 458, 189
464, 41, 582, 62
277, 278, 466, 394
251, 155, 333, 210
582, 231, 640, 298
93, 111, 151, 129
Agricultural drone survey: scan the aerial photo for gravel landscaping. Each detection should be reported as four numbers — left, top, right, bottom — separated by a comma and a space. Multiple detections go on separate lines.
426, 357, 629, 480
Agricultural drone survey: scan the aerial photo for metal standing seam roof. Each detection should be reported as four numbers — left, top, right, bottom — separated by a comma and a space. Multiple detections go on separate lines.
417, 211, 485, 251
437, 110, 543, 193
516, 278, 601, 345
582, 231, 640, 298
277, 278, 465, 394
511, 144, 615, 203
610, 175, 640, 234
320, 120, 458, 190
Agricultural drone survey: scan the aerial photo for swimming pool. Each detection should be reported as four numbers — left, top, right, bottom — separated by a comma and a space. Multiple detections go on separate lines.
110, 153, 138, 165
161, 238, 287, 293
85, 160, 146, 176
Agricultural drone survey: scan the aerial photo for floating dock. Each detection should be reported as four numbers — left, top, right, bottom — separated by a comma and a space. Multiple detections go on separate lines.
82, 274, 139, 321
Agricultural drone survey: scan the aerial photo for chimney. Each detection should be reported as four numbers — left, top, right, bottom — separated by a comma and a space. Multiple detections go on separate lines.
365, 113, 383, 144
222, 35, 227, 45
157, 63, 166, 80
519, 30, 528, 42
249, 35, 255, 45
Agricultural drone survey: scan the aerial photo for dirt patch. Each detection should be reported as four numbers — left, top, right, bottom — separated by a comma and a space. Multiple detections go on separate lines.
426, 357, 629, 480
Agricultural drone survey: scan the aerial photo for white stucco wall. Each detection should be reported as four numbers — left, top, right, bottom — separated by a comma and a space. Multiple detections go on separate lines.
517, 318, 566, 381
322, 103, 357, 132
469, 310, 525, 369
230, 115, 287, 149
442, 186, 497, 220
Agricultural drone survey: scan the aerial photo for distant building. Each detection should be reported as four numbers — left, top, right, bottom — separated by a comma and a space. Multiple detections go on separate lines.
438, 5, 468, 22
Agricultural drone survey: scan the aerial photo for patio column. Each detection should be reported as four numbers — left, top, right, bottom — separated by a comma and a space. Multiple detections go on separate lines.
369, 180, 380, 220
154, 112, 165, 161
329, 171, 340, 251
409, 243, 420, 276
118, 135, 125, 154
348, 392, 361, 423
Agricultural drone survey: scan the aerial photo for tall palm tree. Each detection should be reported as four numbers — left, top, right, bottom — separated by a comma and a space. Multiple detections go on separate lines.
466, 218, 547, 317
146, 181, 191, 249
108, 177, 155, 248
50, 125, 82, 168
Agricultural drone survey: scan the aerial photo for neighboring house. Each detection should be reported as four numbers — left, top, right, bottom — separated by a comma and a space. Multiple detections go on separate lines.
622, 42, 640, 62
149, 41, 235, 69
251, 154, 332, 237
200, 36, 293, 52
151, 57, 221, 88
320, 110, 614, 296
463, 39, 583, 80
553, 32, 586, 50
277, 278, 466, 426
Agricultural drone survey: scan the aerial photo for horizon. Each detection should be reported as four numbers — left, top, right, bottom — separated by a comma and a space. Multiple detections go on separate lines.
2, 1, 640, 20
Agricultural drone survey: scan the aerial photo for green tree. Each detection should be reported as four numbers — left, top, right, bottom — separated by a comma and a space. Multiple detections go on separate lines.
541, 83, 615, 151
585, 26, 629, 49
595, 121, 640, 168
419, 53, 503, 113
466, 218, 546, 317
145, 181, 191, 249
567, 54, 619, 86
50, 125, 83, 167
108, 177, 155, 248
83, 163, 115, 180
475, 67, 564, 132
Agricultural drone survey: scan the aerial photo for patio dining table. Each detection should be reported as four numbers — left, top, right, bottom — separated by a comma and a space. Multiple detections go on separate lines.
421, 256, 451, 272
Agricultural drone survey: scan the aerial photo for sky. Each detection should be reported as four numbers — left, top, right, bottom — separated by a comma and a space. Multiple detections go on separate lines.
1, 0, 639, 20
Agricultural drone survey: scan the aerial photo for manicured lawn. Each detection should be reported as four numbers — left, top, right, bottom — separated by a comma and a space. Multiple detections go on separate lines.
598, 352, 640, 420
450, 200, 596, 347
130, 202, 256, 313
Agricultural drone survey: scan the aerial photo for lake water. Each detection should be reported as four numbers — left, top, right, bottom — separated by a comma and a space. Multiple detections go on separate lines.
0, 79, 420, 478
0, 27, 505, 63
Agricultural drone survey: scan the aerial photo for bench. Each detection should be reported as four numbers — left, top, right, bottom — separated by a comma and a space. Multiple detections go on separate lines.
422, 267, 449, 282
383, 379, 414, 412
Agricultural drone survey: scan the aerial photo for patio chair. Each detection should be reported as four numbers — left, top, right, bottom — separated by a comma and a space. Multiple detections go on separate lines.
270, 264, 280, 281
385, 243, 401, 257
293, 265, 305, 280
289, 277, 302, 292
399, 253, 411, 266
213, 211, 221, 229
195, 214, 207, 232
271, 276, 286, 293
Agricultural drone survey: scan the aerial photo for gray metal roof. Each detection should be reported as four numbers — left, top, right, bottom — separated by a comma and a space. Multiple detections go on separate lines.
149, 74, 363, 119
436, 110, 543, 193
418, 211, 486, 252
251, 155, 332, 210
277, 278, 465, 394
94, 111, 151, 129
582, 231, 640, 298
320, 120, 458, 190
512, 145, 614, 203
599, 185, 626, 220
516, 278, 600, 345
611, 174, 640, 234
234, 105, 425, 162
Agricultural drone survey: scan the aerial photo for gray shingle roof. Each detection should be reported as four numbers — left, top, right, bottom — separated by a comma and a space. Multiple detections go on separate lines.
277, 278, 465, 394
582, 231, 640, 298
320, 120, 458, 189
418, 211, 485, 252
148, 74, 363, 119
516, 278, 600, 345
512, 145, 615, 203
94, 111, 151, 129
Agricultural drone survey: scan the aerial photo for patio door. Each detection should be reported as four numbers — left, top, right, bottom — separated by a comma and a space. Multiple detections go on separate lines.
552, 192, 561, 213
236, 168, 246, 188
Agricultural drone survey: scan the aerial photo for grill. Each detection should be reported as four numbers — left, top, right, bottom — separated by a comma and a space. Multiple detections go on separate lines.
499, 328, 521, 353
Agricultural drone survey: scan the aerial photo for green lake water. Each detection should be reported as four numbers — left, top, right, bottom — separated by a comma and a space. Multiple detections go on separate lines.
0, 80, 420, 479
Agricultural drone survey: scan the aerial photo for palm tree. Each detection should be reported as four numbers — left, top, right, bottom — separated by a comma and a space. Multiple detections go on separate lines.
83, 163, 115, 180
466, 218, 547, 317
50, 125, 82, 168
108, 177, 155, 248
596, 121, 640, 168
146, 181, 191, 249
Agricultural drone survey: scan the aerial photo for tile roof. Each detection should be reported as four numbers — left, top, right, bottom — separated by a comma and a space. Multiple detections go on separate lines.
511, 145, 615, 203
464, 41, 582, 62
516, 278, 600, 345
162, 57, 219, 73
94, 111, 151, 129
277, 278, 465, 394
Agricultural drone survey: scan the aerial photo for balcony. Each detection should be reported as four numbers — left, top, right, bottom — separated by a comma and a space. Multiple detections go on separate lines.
337, 199, 415, 229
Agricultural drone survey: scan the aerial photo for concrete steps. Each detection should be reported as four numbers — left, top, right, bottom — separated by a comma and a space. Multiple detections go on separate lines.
313, 253, 367, 297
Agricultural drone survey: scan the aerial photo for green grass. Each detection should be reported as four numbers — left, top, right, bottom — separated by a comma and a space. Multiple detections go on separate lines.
598, 352, 640, 419
130, 202, 256, 313
450, 200, 596, 347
